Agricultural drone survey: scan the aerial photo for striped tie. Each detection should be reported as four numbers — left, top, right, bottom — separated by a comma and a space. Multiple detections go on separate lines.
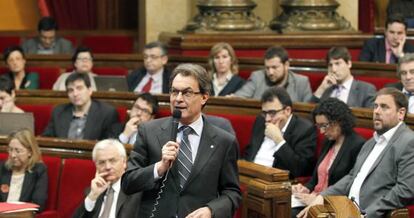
177, 126, 193, 189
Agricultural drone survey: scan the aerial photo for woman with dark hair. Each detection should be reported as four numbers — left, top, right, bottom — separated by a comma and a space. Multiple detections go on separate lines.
0, 129, 48, 212
0, 76, 23, 113
291, 98, 365, 216
3, 46, 39, 90
208, 42, 245, 96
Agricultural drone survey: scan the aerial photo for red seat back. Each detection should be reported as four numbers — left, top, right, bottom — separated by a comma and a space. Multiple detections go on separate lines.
407, 204, 414, 218
26, 67, 62, 89
42, 156, 62, 211
354, 127, 374, 140
0, 36, 20, 52
297, 72, 325, 92
355, 75, 399, 90
18, 104, 54, 135
57, 158, 95, 218
0, 153, 7, 161
81, 36, 134, 54
116, 107, 128, 123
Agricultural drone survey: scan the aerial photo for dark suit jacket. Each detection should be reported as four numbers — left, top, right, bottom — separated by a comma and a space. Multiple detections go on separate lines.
305, 132, 365, 191
322, 123, 414, 217
243, 114, 317, 178
42, 100, 119, 140
121, 116, 241, 218
311, 80, 376, 108
0, 162, 48, 212
211, 75, 245, 96
359, 37, 414, 63
127, 67, 171, 93
73, 187, 141, 218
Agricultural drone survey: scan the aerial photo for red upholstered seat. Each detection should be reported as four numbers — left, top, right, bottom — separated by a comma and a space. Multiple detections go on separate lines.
36, 156, 61, 218
81, 36, 135, 54
408, 205, 414, 218
0, 153, 7, 160
117, 107, 128, 123
0, 36, 20, 52
354, 127, 374, 140
18, 104, 54, 135
355, 75, 399, 90
297, 72, 325, 92
57, 158, 95, 218
93, 67, 129, 76
26, 67, 62, 89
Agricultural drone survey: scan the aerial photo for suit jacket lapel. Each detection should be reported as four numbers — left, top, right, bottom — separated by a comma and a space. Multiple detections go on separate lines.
347, 80, 358, 106
115, 191, 127, 217
218, 76, 238, 96
60, 105, 73, 137
184, 120, 218, 189
84, 101, 98, 139
329, 134, 353, 173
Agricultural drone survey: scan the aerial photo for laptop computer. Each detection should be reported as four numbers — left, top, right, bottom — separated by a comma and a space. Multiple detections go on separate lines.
94, 75, 129, 92
0, 112, 35, 135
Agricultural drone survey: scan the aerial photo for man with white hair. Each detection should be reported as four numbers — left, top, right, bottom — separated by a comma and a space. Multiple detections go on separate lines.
73, 139, 141, 218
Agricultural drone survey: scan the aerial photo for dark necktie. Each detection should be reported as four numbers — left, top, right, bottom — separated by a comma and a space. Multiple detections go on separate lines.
405, 91, 413, 97
141, 77, 153, 92
99, 187, 114, 218
177, 126, 193, 189
389, 53, 398, 64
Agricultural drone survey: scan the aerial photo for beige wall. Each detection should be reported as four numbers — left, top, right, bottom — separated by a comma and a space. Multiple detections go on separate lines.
145, 0, 359, 42
0, 0, 40, 30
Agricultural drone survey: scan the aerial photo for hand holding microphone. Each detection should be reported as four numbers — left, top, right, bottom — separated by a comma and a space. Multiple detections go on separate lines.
156, 110, 182, 176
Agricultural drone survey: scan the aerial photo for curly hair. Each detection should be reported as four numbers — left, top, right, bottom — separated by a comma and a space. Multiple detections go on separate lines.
312, 98, 355, 135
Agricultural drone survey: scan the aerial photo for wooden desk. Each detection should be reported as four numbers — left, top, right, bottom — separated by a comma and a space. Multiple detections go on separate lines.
0, 211, 34, 218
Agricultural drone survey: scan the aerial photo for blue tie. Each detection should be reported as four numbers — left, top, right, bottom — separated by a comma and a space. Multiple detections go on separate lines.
177, 126, 193, 189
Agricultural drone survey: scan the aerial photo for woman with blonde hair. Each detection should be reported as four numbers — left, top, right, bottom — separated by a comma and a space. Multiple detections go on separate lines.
208, 42, 245, 96
0, 128, 47, 212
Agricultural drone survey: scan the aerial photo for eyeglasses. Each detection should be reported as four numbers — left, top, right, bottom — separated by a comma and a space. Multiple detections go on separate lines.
8, 147, 27, 155
132, 105, 152, 115
76, 57, 93, 62
261, 107, 285, 118
315, 122, 332, 130
170, 88, 201, 99
96, 158, 121, 167
143, 55, 163, 60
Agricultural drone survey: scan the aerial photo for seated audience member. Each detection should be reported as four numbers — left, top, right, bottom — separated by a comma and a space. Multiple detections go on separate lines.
359, 13, 414, 63
127, 41, 170, 93
386, 53, 414, 113
0, 129, 47, 212
3, 46, 38, 90
111, 93, 159, 144
73, 139, 140, 218
43, 73, 118, 140
244, 87, 317, 178
208, 42, 245, 96
21, 16, 73, 55
311, 47, 376, 108
234, 46, 312, 102
298, 88, 414, 218
291, 98, 365, 217
0, 76, 23, 113
53, 47, 97, 91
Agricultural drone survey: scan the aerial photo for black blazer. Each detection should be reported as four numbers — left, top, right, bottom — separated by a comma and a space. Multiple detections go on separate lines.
359, 37, 414, 63
126, 67, 171, 93
42, 100, 119, 140
0, 162, 48, 212
73, 187, 141, 218
121, 116, 241, 218
211, 75, 245, 96
243, 114, 317, 178
305, 132, 365, 191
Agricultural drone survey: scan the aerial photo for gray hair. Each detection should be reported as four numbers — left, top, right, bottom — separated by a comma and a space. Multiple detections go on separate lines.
92, 139, 126, 162
397, 53, 414, 77
169, 63, 212, 94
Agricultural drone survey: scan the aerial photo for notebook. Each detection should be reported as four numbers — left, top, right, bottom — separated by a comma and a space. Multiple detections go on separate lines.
94, 75, 128, 92
0, 112, 35, 135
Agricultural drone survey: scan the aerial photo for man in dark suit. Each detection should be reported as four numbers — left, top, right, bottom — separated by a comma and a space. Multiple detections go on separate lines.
299, 88, 414, 218
359, 13, 414, 63
43, 73, 119, 140
73, 139, 141, 218
386, 53, 414, 113
127, 41, 171, 93
244, 86, 317, 178
311, 46, 376, 108
121, 64, 241, 218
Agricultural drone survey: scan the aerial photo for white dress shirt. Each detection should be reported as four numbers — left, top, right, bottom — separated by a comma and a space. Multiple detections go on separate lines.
119, 131, 138, 145
85, 179, 121, 218
134, 69, 163, 94
348, 121, 402, 204
253, 115, 292, 167
402, 88, 414, 114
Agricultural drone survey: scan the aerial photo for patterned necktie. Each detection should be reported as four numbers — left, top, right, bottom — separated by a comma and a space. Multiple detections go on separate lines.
333, 85, 343, 99
99, 186, 114, 218
389, 53, 398, 64
141, 77, 153, 92
177, 126, 193, 189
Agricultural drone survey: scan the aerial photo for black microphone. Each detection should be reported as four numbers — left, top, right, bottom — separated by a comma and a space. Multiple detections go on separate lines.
171, 109, 182, 141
